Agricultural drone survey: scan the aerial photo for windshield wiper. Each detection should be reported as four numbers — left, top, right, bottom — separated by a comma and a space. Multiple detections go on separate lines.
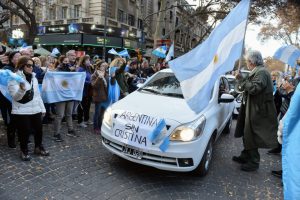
139, 88, 162, 94
161, 93, 184, 98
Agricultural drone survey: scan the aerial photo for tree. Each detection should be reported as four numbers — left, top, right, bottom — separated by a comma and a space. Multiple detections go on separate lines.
164, 0, 286, 52
264, 57, 285, 72
258, 2, 300, 48
0, 0, 38, 44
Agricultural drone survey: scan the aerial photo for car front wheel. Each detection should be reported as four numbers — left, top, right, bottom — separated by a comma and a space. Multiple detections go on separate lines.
193, 136, 213, 176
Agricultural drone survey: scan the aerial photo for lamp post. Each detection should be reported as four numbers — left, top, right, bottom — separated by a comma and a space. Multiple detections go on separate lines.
102, 0, 108, 61
140, 4, 196, 56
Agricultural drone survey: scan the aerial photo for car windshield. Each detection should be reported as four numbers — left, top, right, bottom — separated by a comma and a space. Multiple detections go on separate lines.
139, 72, 184, 98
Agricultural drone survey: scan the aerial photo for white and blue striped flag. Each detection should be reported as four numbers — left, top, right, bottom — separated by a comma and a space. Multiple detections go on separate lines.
108, 48, 119, 56
118, 49, 130, 58
0, 69, 24, 102
41, 72, 86, 103
165, 43, 174, 62
169, 0, 250, 113
282, 84, 300, 199
273, 45, 300, 67
152, 46, 167, 58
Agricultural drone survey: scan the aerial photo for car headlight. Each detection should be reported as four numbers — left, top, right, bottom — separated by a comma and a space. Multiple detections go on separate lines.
170, 115, 206, 142
103, 107, 113, 128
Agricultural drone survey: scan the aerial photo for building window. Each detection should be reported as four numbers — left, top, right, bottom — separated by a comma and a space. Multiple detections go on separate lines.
49, 8, 56, 20
175, 17, 179, 26
138, 18, 143, 29
128, 14, 135, 26
162, 28, 165, 36
13, 16, 19, 24
74, 5, 81, 18
118, 9, 124, 22
62, 7, 67, 19
170, 11, 173, 21
118, 9, 127, 23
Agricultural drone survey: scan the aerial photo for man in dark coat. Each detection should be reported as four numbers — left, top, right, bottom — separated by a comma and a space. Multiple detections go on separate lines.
233, 50, 278, 171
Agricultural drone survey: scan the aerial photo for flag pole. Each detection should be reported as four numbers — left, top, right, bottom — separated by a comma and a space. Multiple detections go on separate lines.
237, 0, 252, 71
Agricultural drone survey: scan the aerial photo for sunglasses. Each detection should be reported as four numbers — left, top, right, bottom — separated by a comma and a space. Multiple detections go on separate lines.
25, 64, 33, 68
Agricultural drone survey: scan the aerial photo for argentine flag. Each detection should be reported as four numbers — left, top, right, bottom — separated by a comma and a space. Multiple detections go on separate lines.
165, 43, 174, 62
169, 0, 250, 113
118, 49, 130, 58
273, 45, 300, 67
41, 72, 85, 103
282, 84, 300, 199
152, 46, 167, 58
0, 69, 24, 102
108, 48, 119, 56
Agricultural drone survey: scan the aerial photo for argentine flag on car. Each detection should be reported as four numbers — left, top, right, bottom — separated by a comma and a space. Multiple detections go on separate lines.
41, 72, 85, 103
273, 45, 300, 67
152, 45, 167, 58
169, 0, 250, 113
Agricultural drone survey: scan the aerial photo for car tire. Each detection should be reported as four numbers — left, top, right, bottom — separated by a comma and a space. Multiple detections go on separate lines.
223, 115, 232, 134
193, 136, 214, 176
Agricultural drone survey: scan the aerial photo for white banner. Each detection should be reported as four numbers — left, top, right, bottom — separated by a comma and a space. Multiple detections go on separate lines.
112, 110, 161, 149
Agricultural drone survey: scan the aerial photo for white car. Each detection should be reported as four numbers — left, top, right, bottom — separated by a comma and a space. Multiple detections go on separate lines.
101, 69, 234, 176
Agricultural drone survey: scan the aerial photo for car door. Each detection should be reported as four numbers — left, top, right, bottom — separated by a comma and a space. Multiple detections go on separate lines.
221, 77, 232, 122
217, 77, 230, 131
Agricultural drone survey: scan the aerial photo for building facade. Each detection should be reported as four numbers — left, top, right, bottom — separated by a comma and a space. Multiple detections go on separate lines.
1, 0, 206, 57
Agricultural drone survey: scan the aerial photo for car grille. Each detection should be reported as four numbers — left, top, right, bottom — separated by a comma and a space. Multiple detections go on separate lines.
102, 136, 178, 166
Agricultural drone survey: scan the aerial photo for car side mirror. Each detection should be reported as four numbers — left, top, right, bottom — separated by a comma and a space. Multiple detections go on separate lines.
137, 83, 144, 88
219, 93, 235, 103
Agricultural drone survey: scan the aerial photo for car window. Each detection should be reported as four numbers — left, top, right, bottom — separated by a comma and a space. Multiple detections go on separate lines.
219, 77, 230, 97
227, 78, 236, 90
139, 72, 184, 98
222, 77, 230, 92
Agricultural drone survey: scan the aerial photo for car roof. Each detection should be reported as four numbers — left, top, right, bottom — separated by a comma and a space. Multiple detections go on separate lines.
160, 68, 173, 73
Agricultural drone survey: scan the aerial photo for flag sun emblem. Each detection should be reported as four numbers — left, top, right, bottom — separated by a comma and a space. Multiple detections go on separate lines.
61, 80, 68, 88
213, 54, 218, 64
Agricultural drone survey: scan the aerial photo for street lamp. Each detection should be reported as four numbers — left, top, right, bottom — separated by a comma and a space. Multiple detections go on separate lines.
102, 0, 108, 61
140, 4, 196, 55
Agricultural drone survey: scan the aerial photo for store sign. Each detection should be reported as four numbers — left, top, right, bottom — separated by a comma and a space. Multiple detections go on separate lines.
124, 39, 137, 49
12, 29, 24, 39
83, 35, 122, 47
33, 34, 82, 45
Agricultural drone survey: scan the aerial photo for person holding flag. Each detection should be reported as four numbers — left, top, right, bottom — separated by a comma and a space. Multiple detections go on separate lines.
233, 50, 278, 171
8, 56, 49, 161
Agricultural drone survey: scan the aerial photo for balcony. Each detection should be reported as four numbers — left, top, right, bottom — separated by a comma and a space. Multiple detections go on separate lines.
67, 19, 79, 24
54, 20, 64, 25
42, 21, 52, 26
82, 17, 94, 23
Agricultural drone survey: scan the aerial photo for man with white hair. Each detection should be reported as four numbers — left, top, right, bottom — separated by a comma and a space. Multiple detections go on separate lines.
66, 50, 77, 70
233, 50, 278, 172
20, 46, 34, 58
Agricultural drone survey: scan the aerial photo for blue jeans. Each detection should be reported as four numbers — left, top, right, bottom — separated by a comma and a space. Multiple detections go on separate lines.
93, 103, 102, 129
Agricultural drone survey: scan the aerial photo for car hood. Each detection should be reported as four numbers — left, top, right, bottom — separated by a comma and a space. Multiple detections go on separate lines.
111, 91, 199, 124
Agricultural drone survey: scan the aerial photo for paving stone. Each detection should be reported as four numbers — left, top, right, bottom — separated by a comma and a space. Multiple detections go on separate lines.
0, 120, 283, 199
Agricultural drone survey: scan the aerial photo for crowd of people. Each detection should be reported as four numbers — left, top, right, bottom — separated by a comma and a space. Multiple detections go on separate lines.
0, 46, 168, 161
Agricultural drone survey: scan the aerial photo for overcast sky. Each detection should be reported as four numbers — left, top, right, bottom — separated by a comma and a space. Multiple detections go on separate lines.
186, 0, 283, 58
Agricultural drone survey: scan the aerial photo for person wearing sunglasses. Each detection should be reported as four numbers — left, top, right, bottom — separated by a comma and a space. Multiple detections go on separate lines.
8, 56, 49, 161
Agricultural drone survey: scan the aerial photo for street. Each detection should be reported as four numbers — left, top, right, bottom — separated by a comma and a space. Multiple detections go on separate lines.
0, 119, 283, 200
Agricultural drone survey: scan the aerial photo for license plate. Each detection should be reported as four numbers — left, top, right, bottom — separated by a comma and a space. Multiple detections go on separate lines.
122, 145, 143, 159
